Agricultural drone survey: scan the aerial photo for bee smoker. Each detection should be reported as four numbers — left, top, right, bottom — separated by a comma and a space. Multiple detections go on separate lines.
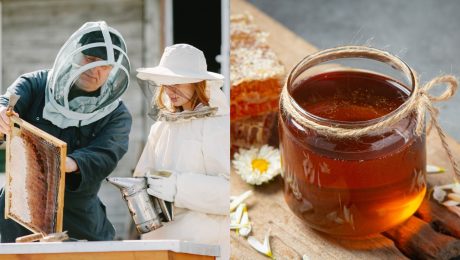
106, 177, 173, 234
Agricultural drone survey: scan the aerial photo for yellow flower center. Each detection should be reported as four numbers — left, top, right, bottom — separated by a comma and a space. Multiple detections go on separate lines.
252, 158, 270, 173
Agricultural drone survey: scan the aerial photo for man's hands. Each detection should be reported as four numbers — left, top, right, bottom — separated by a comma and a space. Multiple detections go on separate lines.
0, 105, 78, 173
65, 157, 79, 173
146, 170, 177, 202
0, 106, 18, 135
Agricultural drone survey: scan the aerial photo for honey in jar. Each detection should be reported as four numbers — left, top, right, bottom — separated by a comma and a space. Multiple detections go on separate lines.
279, 47, 426, 237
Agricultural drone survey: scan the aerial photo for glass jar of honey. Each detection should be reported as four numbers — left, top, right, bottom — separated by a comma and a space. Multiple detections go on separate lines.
279, 46, 426, 237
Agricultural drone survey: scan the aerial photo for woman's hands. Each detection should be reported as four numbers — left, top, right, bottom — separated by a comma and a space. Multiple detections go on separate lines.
146, 170, 177, 202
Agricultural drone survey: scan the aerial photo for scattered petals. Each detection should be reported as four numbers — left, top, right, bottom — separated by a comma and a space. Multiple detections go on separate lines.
238, 207, 252, 237
230, 223, 251, 229
248, 228, 273, 259
231, 203, 244, 225
230, 190, 253, 212
233, 145, 281, 185
433, 183, 460, 217
442, 200, 460, 207
438, 183, 460, 190
426, 164, 445, 174
230, 202, 252, 237
230, 193, 253, 238
447, 193, 460, 202
433, 186, 447, 203
453, 185, 460, 194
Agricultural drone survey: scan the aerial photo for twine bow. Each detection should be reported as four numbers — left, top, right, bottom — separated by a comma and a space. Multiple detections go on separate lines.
281, 74, 460, 181
417, 75, 460, 180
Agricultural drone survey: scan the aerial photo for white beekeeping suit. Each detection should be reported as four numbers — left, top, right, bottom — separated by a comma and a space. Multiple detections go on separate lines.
134, 44, 230, 260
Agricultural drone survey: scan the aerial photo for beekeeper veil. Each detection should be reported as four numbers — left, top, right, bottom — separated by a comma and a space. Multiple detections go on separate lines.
43, 21, 131, 128
136, 44, 228, 121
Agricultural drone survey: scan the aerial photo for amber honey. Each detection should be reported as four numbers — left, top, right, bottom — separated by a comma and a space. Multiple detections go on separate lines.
280, 70, 426, 237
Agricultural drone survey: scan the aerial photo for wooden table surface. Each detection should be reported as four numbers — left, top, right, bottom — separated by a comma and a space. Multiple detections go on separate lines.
0, 240, 219, 260
230, 0, 460, 259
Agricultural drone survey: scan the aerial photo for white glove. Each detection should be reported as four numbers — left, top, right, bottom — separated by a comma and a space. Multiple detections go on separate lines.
146, 170, 177, 202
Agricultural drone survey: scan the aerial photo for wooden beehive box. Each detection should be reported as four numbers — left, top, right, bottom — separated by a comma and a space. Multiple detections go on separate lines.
4, 116, 66, 235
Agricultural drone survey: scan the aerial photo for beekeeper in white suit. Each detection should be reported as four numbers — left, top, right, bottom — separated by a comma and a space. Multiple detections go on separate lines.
133, 44, 229, 259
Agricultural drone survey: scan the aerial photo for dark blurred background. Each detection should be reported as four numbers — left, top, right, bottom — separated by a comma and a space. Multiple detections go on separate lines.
249, 0, 460, 140
173, 0, 222, 72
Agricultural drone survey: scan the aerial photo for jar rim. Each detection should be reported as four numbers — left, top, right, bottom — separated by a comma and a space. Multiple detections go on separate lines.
286, 46, 416, 128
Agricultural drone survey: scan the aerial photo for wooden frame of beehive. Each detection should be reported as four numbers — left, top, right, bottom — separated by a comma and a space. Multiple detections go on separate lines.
4, 115, 66, 235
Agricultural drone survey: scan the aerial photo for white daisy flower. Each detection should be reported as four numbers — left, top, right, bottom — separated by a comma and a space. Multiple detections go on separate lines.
232, 145, 281, 185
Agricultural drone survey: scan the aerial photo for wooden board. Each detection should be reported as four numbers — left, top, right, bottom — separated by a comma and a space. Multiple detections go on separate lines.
230, 0, 460, 259
5, 115, 67, 235
0, 251, 214, 260
0, 240, 219, 259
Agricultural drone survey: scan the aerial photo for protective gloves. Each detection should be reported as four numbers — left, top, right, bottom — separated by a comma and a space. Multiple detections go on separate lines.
146, 170, 177, 202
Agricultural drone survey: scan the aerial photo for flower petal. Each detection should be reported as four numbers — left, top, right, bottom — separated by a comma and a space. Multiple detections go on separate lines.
263, 228, 273, 258
433, 186, 447, 203
230, 223, 251, 229
426, 164, 445, 174
239, 206, 252, 237
448, 192, 460, 202
438, 183, 459, 190
247, 228, 273, 258
443, 200, 460, 207
247, 236, 269, 256
453, 185, 460, 194
231, 203, 245, 227
230, 190, 253, 212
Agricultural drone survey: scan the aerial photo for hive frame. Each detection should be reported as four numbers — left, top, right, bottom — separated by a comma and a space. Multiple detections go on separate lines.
4, 116, 66, 235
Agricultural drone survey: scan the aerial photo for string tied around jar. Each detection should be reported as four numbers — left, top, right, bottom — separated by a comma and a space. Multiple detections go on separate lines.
280, 73, 460, 181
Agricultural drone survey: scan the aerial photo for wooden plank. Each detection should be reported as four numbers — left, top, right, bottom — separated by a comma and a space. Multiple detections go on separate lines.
4, 112, 11, 221
10, 116, 66, 148
383, 215, 460, 259
0, 251, 215, 260
230, 0, 460, 259
56, 128, 67, 233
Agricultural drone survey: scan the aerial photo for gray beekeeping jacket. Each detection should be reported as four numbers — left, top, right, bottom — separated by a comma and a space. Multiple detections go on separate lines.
0, 70, 132, 241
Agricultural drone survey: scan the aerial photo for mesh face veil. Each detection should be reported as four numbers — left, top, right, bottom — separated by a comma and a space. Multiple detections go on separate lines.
44, 21, 130, 126
135, 44, 227, 121
137, 78, 160, 120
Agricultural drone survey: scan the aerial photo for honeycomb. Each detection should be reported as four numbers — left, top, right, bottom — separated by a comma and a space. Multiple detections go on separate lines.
230, 13, 285, 150
7, 120, 65, 235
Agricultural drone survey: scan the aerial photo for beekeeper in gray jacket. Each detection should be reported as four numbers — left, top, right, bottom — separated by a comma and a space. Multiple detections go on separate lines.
0, 21, 131, 242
